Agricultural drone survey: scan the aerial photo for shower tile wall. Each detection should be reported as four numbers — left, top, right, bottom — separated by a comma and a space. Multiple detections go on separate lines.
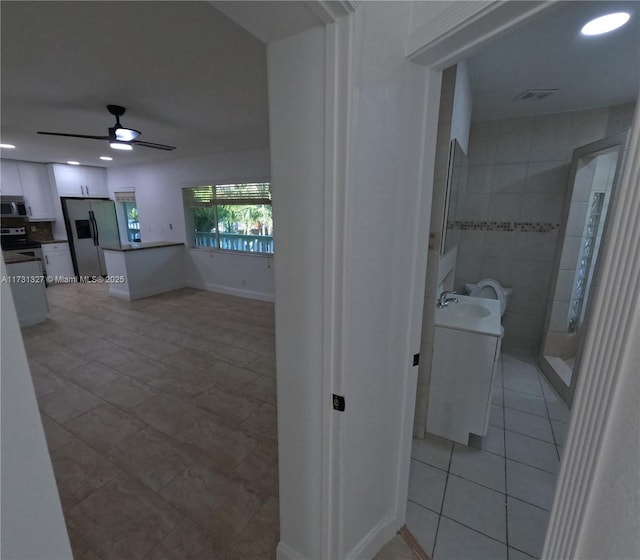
454, 106, 626, 352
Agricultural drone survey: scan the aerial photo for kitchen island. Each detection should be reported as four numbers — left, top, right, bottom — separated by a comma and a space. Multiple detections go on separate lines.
2, 252, 49, 326
102, 242, 186, 301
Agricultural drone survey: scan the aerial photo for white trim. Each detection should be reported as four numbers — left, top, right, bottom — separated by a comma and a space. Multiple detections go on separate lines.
276, 540, 304, 560
321, 12, 356, 558
186, 279, 275, 303
345, 513, 397, 560
543, 104, 640, 560
305, 0, 358, 24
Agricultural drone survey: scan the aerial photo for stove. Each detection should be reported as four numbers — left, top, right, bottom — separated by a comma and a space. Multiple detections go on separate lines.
1, 227, 44, 261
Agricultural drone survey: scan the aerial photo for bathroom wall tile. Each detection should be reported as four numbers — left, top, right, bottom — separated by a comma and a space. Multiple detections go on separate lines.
458, 230, 486, 257
505, 408, 554, 443
508, 288, 546, 318
466, 164, 494, 194
553, 269, 574, 302
502, 312, 544, 355
507, 497, 550, 558
529, 127, 572, 162
408, 459, 447, 513
489, 403, 504, 428
434, 517, 507, 560
534, 112, 572, 132
454, 256, 484, 290
520, 193, 564, 223
546, 400, 571, 423
495, 131, 532, 164
549, 301, 569, 332
482, 231, 519, 259
449, 445, 506, 493
505, 431, 559, 474
498, 117, 534, 136
406, 501, 439, 557
524, 162, 570, 194
442, 475, 506, 542
412, 433, 453, 471
461, 193, 491, 221
468, 133, 498, 166
488, 194, 522, 221
471, 120, 499, 137
559, 236, 582, 270
508, 546, 538, 560
491, 163, 528, 193
570, 107, 609, 146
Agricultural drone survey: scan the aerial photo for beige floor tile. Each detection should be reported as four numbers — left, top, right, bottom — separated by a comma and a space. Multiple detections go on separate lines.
194, 387, 261, 424
107, 428, 194, 492
224, 496, 279, 559
91, 375, 157, 408
90, 344, 142, 368
241, 403, 278, 440
49, 438, 121, 511
59, 360, 121, 390
117, 355, 174, 383
133, 394, 207, 436
204, 361, 259, 392
65, 403, 145, 452
232, 437, 279, 499
30, 366, 69, 397
241, 375, 277, 404
67, 473, 184, 560
35, 349, 90, 376
176, 415, 259, 475
38, 384, 104, 424
40, 414, 75, 452
145, 519, 224, 560
159, 462, 263, 539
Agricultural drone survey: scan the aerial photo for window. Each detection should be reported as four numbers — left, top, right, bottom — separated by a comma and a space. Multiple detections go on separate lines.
183, 183, 273, 254
114, 191, 141, 243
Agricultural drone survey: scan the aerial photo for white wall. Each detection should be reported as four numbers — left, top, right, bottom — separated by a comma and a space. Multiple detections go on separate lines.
0, 258, 72, 560
107, 149, 275, 301
269, 2, 437, 558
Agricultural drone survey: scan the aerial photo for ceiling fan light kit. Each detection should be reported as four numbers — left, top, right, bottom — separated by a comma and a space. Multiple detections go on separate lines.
37, 104, 176, 152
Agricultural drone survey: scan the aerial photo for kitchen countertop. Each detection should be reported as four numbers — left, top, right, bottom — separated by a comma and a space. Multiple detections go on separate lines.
102, 241, 185, 252
3, 251, 42, 264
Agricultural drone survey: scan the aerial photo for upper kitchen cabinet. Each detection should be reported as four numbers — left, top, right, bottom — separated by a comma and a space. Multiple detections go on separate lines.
1, 160, 23, 195
17, 162, 56, 221
49, 163, 109, 198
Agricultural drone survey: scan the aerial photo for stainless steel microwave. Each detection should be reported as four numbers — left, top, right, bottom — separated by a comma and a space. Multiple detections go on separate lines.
0, 196, 28, 218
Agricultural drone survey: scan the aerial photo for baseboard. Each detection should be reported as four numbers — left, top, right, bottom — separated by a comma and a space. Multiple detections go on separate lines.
399, 525, 430, 560
276, 540, 305, 560
187, 280, 275, 303
347, 514, 399, 560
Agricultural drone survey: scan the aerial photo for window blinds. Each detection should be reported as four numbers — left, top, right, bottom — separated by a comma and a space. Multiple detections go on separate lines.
114, 191, 137, 202
182, 183, 271, 207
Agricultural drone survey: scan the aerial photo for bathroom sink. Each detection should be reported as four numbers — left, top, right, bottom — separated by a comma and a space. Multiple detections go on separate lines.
445, 302, 491, 319
434, 294, 501, 336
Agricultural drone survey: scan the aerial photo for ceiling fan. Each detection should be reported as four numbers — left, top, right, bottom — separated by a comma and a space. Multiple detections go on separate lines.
37, 104, 176, 151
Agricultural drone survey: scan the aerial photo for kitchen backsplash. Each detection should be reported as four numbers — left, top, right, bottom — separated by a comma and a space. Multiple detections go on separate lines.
1, 217, 56, 241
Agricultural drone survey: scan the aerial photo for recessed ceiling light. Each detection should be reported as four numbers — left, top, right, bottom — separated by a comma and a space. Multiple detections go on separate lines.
100, 156, 113, 161
581, 12, 630, 36
0, 143, 16, 149
67, 161, 80, 165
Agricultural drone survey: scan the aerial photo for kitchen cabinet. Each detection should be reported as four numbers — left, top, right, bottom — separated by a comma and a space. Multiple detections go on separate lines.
1, 160, 23, 195
17, 162, 56, 221
42, 243, 74, 281
49, 163, 109, 198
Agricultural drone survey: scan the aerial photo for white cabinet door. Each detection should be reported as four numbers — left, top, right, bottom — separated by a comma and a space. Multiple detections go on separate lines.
18, 162, 56, 220
42, 243, 75, 281
50, 164, 84, 197
1, 160, 23, 195
83, 166, 108, 197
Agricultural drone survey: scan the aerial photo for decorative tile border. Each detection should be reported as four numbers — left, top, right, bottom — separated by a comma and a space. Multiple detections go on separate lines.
447, 221, 561, 233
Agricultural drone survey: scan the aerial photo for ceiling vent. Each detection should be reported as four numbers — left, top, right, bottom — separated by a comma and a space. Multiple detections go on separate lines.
513, 89, 558, 101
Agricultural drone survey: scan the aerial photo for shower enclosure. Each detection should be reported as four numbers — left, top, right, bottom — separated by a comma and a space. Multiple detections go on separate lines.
538, 131, 628, 406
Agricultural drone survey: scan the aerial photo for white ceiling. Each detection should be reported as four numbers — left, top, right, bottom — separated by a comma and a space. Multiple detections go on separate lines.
0, 1, 272, 167
468, 0, 640, 121
1, 1, 638, 169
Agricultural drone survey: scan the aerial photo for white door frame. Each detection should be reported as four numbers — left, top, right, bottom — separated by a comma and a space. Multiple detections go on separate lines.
403, 2, 640, 558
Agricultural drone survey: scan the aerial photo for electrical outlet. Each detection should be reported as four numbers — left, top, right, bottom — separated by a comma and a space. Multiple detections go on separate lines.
31, 225, 37, 232
332, 394, 345, 411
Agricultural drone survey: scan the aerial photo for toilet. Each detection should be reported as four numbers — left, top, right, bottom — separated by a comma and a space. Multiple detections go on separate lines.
464, 278, 512, 337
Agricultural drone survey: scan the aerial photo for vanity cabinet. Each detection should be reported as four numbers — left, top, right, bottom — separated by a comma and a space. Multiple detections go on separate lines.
49, 163, 109, 198
18, 162, 56, 220
427, 295, 502, 445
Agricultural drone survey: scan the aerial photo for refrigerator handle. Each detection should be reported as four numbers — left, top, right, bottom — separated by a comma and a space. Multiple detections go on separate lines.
89, 210, 100, 246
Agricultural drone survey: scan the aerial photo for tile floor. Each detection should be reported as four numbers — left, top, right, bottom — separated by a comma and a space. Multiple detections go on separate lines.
407, 351, 571, 560
22, 283, 278, 560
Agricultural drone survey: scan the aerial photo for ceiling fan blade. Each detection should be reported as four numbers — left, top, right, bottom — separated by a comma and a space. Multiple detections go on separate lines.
131, 139, 176, 151
37, 131, 109, 140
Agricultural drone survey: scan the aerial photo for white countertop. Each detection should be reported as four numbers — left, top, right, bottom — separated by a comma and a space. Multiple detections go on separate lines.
434, 294, 502, 337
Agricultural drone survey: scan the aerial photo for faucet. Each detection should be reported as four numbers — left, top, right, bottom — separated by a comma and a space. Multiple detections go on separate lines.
437, 290, 458, 309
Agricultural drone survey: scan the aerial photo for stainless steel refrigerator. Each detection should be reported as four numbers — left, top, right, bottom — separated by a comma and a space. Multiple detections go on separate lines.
63, 198, 120, 277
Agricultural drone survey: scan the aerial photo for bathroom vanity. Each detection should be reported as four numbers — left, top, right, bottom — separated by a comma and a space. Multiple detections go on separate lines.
426, 295, 502, 445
